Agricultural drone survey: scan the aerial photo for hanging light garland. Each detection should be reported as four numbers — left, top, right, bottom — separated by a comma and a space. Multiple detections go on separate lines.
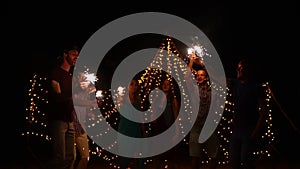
22, 37, 276, 168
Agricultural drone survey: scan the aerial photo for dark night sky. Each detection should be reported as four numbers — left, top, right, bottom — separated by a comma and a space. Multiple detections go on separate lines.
5, 1, 300, 164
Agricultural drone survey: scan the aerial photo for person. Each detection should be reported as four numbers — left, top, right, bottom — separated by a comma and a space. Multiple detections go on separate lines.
227, 58, 267, 169
150, 76, 180, 169
72, 71, 98, 169
186, 52, 220, 169
46, 44, 79, 169
117, 78, 145, 169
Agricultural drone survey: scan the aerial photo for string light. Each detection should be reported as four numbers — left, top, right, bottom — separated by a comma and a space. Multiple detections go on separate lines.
22, 37, 276, 168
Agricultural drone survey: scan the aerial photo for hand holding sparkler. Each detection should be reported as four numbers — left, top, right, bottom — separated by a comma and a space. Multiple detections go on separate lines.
187, 48, 204, 71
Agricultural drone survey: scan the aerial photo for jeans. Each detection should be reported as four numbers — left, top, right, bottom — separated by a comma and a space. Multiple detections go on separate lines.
230, 128, 256, 169
48, 120, 76, 169
75, 133, 90, 169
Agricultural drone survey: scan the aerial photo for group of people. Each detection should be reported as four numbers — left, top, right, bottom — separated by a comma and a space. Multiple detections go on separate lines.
114, 50, 266, 169
45, 43, 267, 169
116, 74, 180, 169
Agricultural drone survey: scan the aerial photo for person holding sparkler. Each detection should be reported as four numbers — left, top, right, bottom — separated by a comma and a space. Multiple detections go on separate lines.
186, 49, 220, 169
73, 69, 98, 169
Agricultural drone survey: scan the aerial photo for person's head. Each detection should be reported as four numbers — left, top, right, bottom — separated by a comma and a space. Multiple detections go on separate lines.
128, 79, 139, 95
195, 69, 208, 84
161, 77, 172, 93
60, 44, 79, 67
237, 58, 255, 82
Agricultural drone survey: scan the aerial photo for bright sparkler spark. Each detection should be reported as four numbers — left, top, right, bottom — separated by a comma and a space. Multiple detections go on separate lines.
189, 36, 211, 59
84, 72, 98, 84
82, 66, 98, 84
193, 45, 204, 58
188, 48, 194, 55
95, 90, 103, 98
117, 86, 125, 96
187, 45, 205, 58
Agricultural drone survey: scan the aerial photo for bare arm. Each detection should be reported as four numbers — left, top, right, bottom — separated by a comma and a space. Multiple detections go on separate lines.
51, 80, 61, 93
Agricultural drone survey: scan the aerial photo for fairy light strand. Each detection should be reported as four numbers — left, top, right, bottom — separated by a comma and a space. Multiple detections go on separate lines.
22, 37, 276, 168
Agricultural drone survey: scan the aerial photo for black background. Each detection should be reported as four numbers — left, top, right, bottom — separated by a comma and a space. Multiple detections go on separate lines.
5, 1, 300, 165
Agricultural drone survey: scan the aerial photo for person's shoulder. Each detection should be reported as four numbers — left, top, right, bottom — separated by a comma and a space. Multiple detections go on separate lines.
47, 66, 62, 79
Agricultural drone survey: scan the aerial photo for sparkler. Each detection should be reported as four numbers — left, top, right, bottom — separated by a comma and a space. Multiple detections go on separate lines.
117, 86, 125, 96
80, 66, 99, 84
95, 90, 103, 99
188, 36, 211, 59
84, 72, 98, 84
